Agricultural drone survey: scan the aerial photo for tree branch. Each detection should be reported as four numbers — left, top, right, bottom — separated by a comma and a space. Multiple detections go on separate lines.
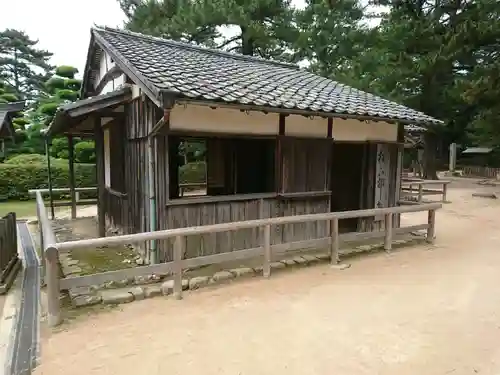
216, 35, 241, 50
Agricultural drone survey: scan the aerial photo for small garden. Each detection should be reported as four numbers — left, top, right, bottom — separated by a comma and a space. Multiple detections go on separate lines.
0, 153, 206, 218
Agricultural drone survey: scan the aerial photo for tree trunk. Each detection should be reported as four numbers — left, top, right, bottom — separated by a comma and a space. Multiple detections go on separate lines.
240, 26, 254, 55
423, 132, 438, 180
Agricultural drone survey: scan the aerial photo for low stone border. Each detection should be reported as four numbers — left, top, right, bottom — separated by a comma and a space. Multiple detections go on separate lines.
66, 236, 424, 307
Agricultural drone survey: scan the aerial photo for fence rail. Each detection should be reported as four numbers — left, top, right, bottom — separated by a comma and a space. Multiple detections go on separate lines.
401, 178, 450, 203
0, 212, 18, 285
460, 165, 500, 179
33, 188, 442, 327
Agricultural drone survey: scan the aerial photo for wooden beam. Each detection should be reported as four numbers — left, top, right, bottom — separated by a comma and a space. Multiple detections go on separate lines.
327, 118, 333, 138
94, 117, 106, 237
67, 135, 77, 219
276, 114, 286, 193
91, 65, 123, 96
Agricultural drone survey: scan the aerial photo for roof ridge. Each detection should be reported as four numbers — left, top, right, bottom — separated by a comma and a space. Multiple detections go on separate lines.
93, 26, 299, 70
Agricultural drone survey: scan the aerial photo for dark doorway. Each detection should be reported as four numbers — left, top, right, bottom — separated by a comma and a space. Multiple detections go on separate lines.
330, 143, 365, 232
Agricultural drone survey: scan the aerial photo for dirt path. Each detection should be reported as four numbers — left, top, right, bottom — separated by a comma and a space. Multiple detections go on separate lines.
35, 183, 500, 375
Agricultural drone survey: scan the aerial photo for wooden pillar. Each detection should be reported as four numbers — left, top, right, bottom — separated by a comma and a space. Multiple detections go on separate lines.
68, 134, 77, 219
45, 138, 55, 220
94, 117, 106, 237
276, 114, 286, 193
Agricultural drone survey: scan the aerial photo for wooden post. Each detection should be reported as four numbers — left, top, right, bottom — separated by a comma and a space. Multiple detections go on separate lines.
442, 183, 448, 202
173, 235, 183, 300
36, 204, 46, 285
45, 138, 55, 220
263, 224, 271, 277
45, 246, 61, 326
426, 209, 436, 243
384, 213, 393, 251
330, 218, 339, 264
418, 184, 423, 203
68, 134, 77, 219
94, 117, 106, 237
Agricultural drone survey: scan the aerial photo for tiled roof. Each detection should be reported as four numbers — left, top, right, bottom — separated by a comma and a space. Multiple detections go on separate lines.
404, 124, 427, 133
0, 101, 24, 138
92, 27, 442, 125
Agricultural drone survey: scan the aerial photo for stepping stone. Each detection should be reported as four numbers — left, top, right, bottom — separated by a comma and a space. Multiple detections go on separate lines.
189, 276, 210, 290
270, 261, 286, 270
101, 289, 134, 304
129, 286, 145, 301
144, 284, 162, 299
230, 267, 255, 277
212, 270, 234, 282
72, 295, 102, 308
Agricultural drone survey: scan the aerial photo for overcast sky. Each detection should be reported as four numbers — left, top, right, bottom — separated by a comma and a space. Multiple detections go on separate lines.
2, 0, 311, 78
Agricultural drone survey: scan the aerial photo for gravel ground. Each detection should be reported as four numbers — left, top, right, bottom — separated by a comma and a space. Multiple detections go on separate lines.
34, 181, 500, 375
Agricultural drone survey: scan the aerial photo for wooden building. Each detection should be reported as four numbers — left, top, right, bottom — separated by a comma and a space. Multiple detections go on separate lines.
0, 101, 24, 158
48, 27, 442, 263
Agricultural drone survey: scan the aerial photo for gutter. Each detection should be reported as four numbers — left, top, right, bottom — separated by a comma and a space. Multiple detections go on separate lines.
147, 117, 167, 265
147, 134, 157, 264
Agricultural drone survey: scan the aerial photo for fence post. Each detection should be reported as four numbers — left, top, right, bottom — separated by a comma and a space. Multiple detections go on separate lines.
262, 224, 271, 277
442, 183, 448, 202
36, 204, 46, 285
173, 235, 184, 300
45, 246, 61, 327
426, 209, 436, 243
330, 218, 339, 265
384, 213, 393, 252
418, 184, 423, 203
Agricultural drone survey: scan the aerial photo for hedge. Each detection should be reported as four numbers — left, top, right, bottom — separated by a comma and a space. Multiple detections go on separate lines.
0, 163, 96, 201
5, 153, 67, 166
179, 161, 206, 184
0, 160, 206, 201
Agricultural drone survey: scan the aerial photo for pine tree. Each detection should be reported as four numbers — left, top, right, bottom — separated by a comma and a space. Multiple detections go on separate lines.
120, 0, 299, 59
0, 29, 53, 99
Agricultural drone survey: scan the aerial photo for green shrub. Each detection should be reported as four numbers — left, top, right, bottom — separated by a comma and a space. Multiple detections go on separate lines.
56, 89, 79, 101
179, 161, 206, 183
5, 154, 67, 167
75, 141, 95, 163
0, 162, 96, 201
55, 65, 78, 79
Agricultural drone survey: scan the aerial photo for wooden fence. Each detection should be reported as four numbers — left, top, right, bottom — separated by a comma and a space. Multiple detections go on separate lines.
460, 166, 500, 179
0, 212, 19, 288
401, 178, 451, 203
33, 188, 442, 327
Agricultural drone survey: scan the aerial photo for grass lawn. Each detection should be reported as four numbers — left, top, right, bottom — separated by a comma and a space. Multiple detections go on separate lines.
0, 200, 38, 218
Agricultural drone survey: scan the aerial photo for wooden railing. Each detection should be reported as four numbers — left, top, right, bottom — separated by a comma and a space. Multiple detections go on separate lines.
0, 212, 18, 286
29, 187, 97, 219
104, 187, 128, 229
401, 178, 451, 203
460, 165, 500, 179
179, 182, 207, 197
33, 188, 442, 327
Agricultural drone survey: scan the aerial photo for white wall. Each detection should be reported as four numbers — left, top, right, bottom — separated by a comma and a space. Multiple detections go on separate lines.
103, 127, 111, 187
94, 50, 125, 95
170, 105, 278, 135
169, 103, 398, 142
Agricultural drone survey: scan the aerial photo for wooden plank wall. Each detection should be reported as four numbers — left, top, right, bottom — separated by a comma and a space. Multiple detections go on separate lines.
104, 95, 163, 244
160, 196, 330, 262
281, 138, 330, 192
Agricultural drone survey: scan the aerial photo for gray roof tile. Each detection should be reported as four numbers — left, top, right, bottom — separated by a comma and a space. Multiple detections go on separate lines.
92, 27, 442, 125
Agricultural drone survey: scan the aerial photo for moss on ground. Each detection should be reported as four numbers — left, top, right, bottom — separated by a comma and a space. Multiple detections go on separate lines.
69, 245, 138, 275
